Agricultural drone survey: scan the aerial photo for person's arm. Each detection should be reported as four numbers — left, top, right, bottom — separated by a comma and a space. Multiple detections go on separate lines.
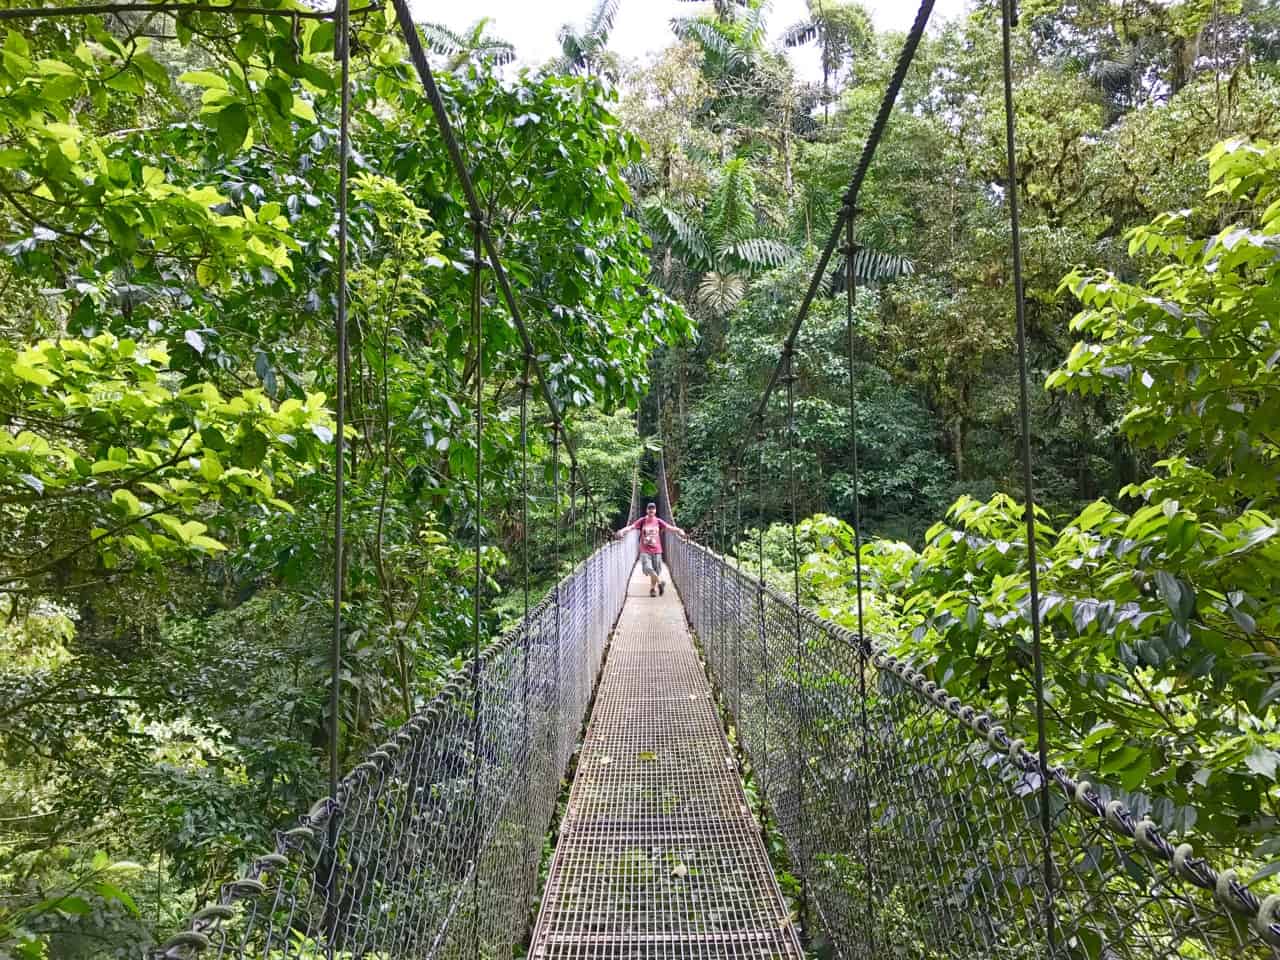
615, 517, 641, 539
657, 518, 686, 538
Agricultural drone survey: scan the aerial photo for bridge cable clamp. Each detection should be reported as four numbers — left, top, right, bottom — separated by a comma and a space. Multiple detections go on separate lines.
1072, 780, 1097, 813
1103, 799, 1131, 835
1255, 894, 1280, 946
1133, 817, 1161, 855
986, 723, 1006, 751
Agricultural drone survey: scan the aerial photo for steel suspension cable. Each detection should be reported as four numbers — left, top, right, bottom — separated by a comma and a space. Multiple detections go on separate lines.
518, 354, 533, 912
388, 0, 596, 507
328, 0, 351, 812
468, 217, 485, 960
843, 207, 876, 957
725, 0, 936, 484
783, 348, 809, 929
998, 0, 1056, 949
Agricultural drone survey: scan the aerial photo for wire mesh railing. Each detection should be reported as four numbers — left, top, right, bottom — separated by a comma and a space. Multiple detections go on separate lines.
154, 531, 637, 960
663, 534, 1280, 960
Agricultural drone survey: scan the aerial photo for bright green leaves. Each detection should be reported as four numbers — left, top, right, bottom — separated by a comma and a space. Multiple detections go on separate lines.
1051, 139, 1280, 511
215, 103, 252, 156
803, 491, 1280, 854
0, 333, 333, 582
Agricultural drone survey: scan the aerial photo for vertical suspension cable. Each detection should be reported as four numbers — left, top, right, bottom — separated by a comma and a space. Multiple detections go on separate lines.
551, 424, 562, 761
755, 438, 768, 825
323, 8, 351, 953
844, 208, 875, 955
519, 354, 532, 905
999, 0, 1056, 949
468, 217, 485, 960
328, 0, 351, 810
783, 348, 808, 929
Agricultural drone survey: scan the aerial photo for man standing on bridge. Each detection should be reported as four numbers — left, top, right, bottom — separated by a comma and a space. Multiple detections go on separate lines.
617, 502, 685, 597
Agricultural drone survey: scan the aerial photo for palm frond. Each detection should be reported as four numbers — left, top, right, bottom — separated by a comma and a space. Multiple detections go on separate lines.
670, 17, 744, 67
643, 200, 713, 269
420, 21, 467, 56
697, 271, 747, 314
474, 39, 516, 66
830, 248, 915, 292
586, 0, 623, 45
737, 0, 768, 50
623, 161, 659, 188
782, 19, 820, 48
708, 158, 757, 243
723, 237, 794, 271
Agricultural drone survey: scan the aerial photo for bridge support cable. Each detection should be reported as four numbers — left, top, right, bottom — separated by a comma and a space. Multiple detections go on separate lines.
842, 205, 876, 959
661, 534, 1280, 959
998, 1, 1058, 950
781, 349, 812, 933
721, 0, 935, 487
387, 0, 608, 532
467, 216, 485, 960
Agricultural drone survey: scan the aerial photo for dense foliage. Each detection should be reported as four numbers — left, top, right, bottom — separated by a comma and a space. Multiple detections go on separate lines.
4, 0, 1280, 956
638, 0, 1280, 891
0, 3, 683, 956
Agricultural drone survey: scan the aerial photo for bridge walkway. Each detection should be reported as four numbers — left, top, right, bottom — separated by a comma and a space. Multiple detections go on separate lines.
530, 566, 804, 960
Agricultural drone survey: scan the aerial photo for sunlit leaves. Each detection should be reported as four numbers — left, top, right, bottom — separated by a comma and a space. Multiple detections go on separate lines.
1050, 140, 1280, 509
0, 333, 333, 581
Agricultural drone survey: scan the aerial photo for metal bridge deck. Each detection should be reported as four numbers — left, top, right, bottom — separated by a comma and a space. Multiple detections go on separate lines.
530, 566, 804, 960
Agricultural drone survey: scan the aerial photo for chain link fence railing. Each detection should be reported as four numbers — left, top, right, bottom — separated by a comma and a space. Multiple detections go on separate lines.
662, 529, 1280, 960
154, 531, 637, 960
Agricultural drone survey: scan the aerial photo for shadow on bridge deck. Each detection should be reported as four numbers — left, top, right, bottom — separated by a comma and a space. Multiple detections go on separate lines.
530, 566, 804, 959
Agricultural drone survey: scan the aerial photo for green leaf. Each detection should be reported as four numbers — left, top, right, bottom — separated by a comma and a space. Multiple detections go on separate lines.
111, 489, 143, 516
11, 362, 57, 387
94, 881, 139, 916
215, 103, 250, 156
191, 534, 227, 553
178, 70, 228, 90
200, 451, 224, 482
239, 429, 268, 469
1246, 746, 1279, 781
56, 896, 92, 916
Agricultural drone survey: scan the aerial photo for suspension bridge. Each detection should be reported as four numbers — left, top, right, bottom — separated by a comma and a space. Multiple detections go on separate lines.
148, 454, 1279, 960
6, 0, 1277, 958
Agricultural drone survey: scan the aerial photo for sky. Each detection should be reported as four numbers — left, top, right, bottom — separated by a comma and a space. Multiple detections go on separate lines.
410, 0, 972, 80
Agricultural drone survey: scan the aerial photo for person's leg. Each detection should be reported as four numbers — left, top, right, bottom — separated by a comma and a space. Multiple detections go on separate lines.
641, 553, 658, 595
655, 554, 665, 595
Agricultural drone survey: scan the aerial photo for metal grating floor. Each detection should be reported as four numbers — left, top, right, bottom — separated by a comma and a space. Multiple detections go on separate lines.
530, 566, 804, 960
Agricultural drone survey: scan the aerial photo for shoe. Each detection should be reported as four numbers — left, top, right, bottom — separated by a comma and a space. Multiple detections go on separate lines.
658, 581, 665, 596
649, 588, 657, 597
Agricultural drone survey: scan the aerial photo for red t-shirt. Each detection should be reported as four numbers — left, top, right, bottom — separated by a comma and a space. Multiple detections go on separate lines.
630, 516, 673, 555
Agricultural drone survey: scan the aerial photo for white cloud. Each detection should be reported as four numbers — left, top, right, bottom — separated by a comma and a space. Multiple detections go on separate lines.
410, 0, 972, 79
